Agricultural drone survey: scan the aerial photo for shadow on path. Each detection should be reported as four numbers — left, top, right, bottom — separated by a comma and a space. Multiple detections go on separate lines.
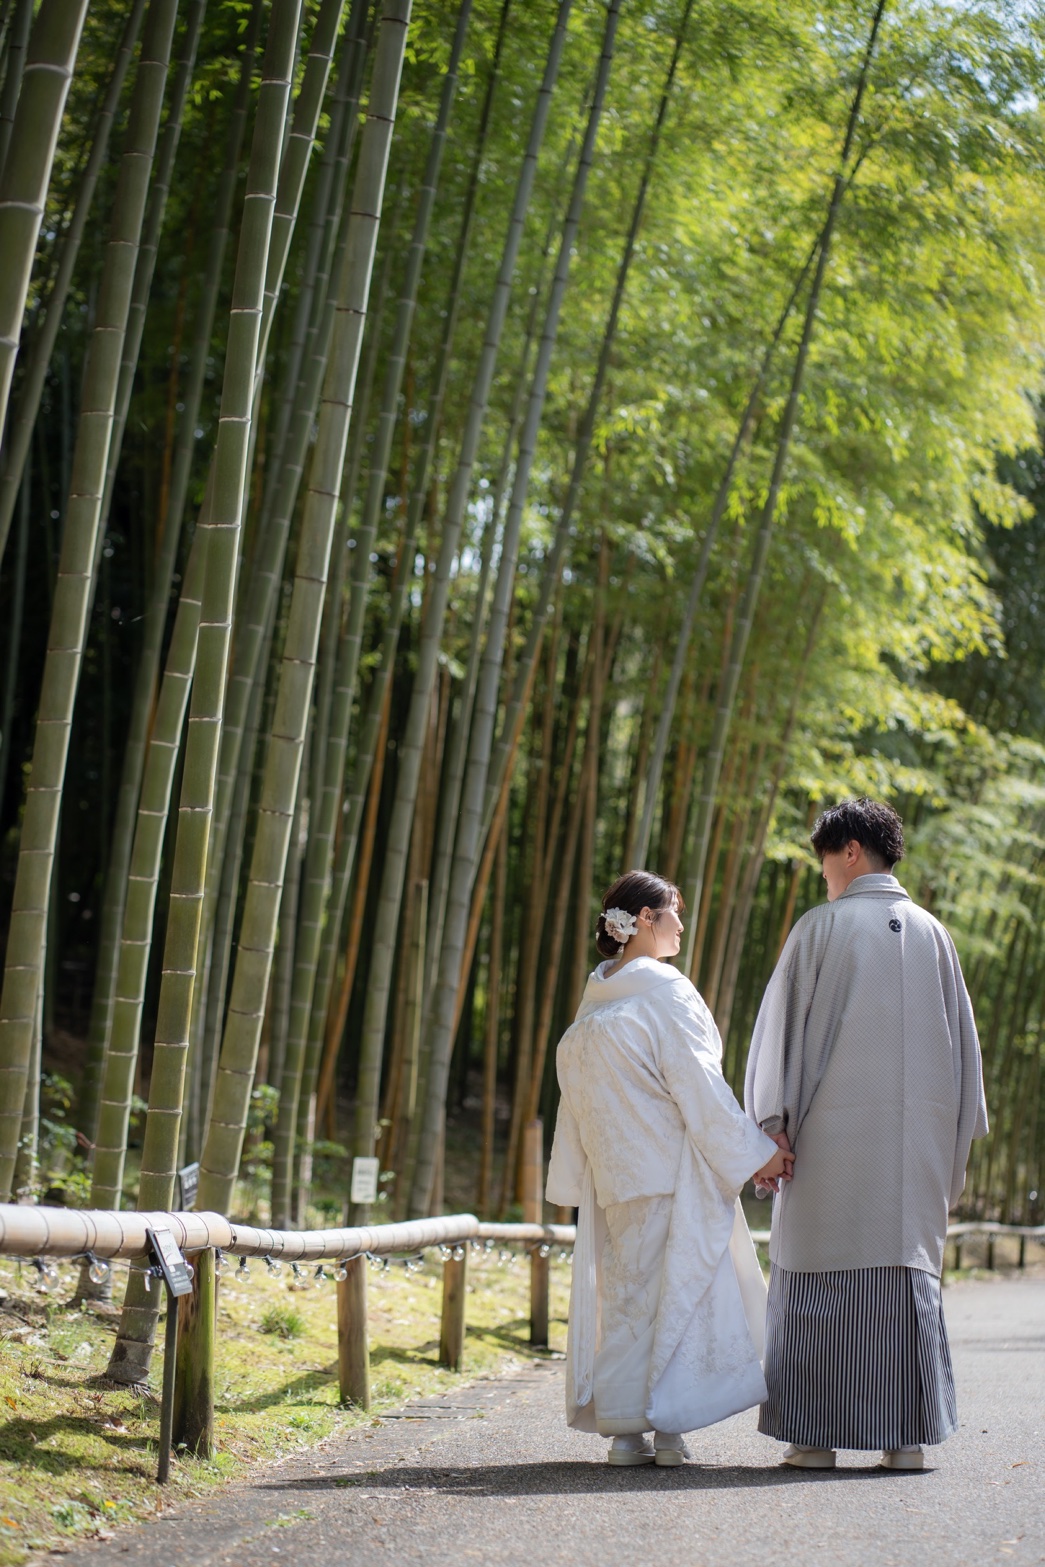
257, 1460, 905, 1497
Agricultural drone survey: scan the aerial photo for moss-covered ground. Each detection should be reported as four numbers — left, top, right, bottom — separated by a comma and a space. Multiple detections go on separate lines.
0, 1247, 571, 1564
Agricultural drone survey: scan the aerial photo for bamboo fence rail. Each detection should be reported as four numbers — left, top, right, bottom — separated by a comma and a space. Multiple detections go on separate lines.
0, 1203, 1040, 1482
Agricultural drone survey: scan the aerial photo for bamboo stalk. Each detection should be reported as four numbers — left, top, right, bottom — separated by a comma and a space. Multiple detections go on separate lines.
352, 0, 574, 1210
200, 0, 413, 1221
0, 0, 89, 445
0, 0, 180, 1199
105, 0, 306, 1386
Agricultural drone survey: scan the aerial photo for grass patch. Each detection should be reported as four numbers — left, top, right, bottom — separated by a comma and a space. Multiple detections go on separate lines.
258, 1304, 305, 1340
0, 1246, 570, 1563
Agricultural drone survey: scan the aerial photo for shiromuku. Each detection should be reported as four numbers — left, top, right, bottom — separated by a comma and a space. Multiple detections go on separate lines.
546, 870, 790, 1468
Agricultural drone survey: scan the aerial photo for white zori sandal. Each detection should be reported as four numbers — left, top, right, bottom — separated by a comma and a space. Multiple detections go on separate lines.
881, 1446, 924, 1471
782, 1444, 836, 1469
653, 1432, 692, 1467
607, 1434, 655, 1466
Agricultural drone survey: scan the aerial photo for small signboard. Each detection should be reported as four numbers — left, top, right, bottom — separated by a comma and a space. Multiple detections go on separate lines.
350, 1156, 380, 1206
146, 1225, 195, 1298
177, 1161, 200, 1211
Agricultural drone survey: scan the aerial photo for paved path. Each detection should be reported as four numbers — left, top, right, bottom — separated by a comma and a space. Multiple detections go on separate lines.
56, 1276, 1044, 1567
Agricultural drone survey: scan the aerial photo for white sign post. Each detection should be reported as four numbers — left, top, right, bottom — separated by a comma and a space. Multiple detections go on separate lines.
350, 1156, 380, 1206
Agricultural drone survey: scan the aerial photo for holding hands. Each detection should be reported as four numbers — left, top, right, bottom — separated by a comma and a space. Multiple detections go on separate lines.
754, 1131, 794, 1195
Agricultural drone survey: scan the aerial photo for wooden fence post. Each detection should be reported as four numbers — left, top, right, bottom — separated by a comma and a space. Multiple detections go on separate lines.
986, 1234, 995, 1270
172, 1248, 216, 1458
1019, 1234, 1026, 1269
439, 1247, 467, 1370
523, 1118, 549, 1348
337, 1255, 370, 1409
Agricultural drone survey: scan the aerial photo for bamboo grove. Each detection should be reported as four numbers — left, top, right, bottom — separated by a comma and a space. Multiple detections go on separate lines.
1, 0, 1044, 1380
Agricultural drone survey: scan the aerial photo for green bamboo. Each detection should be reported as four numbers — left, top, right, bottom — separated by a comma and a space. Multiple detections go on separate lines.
190, 0, 372, 1145
97, 0, 208, 539
0, 0, 87, 444
0, 460, 28, 824
350, 0, 573, 1218
105, 0, 304, 1386
198, 0, 412, 1219
257, 0, 348, 379
78, 1, 258, 1150
89, 536, 205, 1215
273, 0, 473, 1226
196, 0, 370, 1032
409, 0, 622, 1219
423, 133, 573, 997
305, 0, 514, 1132
0, 0, 33, 197
0, 0, 178, 1201
679, 0, 887, 969
480, 0, 696, 845
0, 1, 146, 566
630, 234, 819, 866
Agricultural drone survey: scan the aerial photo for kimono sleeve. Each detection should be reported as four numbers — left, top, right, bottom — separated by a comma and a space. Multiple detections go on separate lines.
658, 983, 777, 1194
743, 919, 814, 1138
939, 930, 989, 1207
546, 1092, 586, 1207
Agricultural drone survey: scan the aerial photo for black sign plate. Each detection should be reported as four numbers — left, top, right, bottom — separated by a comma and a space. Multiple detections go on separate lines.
177, 1161, 200, 1211
146, 1226, 195, 1298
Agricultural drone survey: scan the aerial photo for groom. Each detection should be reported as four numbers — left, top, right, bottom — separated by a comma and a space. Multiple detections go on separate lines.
744, 797, 987, 1470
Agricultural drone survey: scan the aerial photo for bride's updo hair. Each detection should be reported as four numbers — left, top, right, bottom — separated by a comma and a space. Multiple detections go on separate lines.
595, 870, 684, 959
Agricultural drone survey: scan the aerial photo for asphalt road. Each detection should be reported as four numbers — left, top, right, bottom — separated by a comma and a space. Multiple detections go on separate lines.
54, 1274, 1044, 1567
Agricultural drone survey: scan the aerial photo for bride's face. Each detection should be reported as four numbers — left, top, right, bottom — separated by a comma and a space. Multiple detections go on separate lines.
648, 898, 683, 958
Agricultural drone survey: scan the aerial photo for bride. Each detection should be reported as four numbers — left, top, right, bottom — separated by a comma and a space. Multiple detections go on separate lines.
546, 869, 791, 1466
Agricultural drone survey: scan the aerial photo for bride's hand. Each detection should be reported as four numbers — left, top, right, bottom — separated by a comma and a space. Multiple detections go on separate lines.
754, 1146, 794, 1191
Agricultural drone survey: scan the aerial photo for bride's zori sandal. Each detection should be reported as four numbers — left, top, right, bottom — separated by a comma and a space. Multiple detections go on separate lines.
653, 1432, 691, 1467
607, 1434, 656, 1466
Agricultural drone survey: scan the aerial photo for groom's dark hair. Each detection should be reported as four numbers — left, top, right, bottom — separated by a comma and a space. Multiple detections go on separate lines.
810, 798, 905, 870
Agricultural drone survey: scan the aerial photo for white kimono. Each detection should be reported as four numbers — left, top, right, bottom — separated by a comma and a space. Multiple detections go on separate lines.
546, 956, 777, 1437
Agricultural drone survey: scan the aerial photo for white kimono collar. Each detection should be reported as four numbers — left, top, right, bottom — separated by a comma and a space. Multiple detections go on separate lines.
575, 955, 687, 1018
837, 872, 911, 902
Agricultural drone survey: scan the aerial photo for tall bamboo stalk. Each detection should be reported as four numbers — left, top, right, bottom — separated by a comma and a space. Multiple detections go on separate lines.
350, 0, 574, 1217
0, 0, 88, 450
481, 0, 696, 842
105, 0, 304, 1386
630, 235, 820, 866
78, 2, 261, 1149
679, 0, 887, 968
276, 0, 474, 1224
409, 0, 622, 1219
0, 0, 32, 178
199, 0, 413, 1221
305, 0, 515, 1132
0, 0, 145, 564
0, 0, 179, 1200
187, 0, 368, 1149
88, 535, 205, 1216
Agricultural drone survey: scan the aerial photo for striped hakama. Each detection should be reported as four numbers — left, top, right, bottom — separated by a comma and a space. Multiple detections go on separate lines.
759, 1264, 958, 1451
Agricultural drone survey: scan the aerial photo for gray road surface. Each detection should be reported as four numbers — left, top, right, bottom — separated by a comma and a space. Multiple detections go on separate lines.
54, 1275, 1044, 1567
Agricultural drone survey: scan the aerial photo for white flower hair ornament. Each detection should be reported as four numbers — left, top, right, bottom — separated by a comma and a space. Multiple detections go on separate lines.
603, 907, 638, 945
